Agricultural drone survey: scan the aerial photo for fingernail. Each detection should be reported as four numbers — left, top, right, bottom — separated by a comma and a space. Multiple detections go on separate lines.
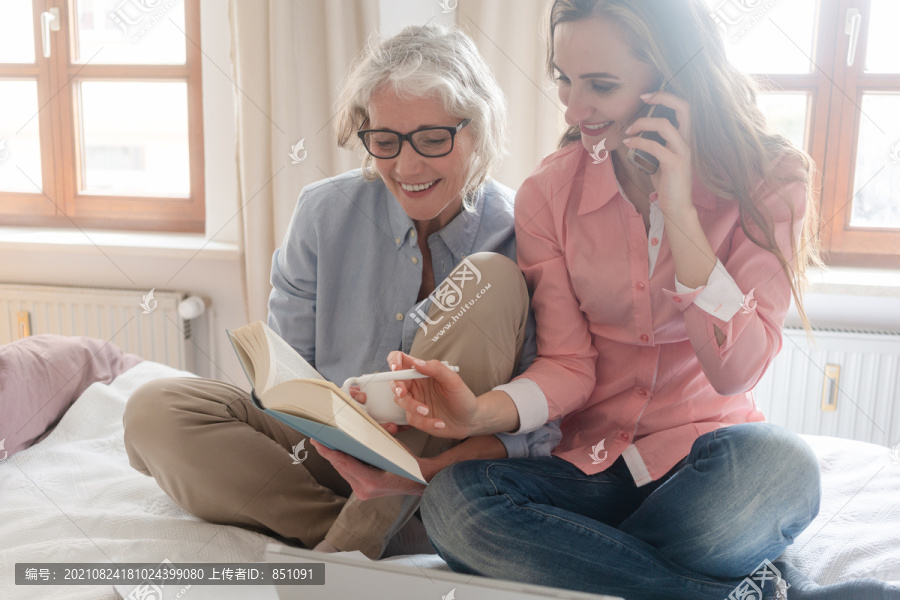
640, 93, 651, 100
390, 363, 397, 371
623, 138, 632, 144
416, 406, 429, 415
395, 386, 403, 396
624, 126, 633, 134
435, 421, 446, 429
413, 358, 426, 366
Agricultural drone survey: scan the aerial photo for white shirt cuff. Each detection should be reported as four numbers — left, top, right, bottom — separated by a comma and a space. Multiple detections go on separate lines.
621, 444, 652, 487
674, 259, 745, 322
492, 378, 549, 435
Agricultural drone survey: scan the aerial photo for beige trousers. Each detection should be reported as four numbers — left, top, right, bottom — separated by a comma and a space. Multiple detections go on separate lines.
123, 252, 529, 559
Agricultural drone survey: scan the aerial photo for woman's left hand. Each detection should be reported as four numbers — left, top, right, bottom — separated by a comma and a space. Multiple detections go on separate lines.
622, 91, 694, 214
310, 439, 428, 500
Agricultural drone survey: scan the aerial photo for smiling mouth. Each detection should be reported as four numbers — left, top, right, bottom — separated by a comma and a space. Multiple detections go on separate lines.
399, 180, 438, 192
582, 120, 611, 130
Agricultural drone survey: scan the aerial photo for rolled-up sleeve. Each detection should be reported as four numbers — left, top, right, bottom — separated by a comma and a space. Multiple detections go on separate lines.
662, 179, 807, 396
267, 195, 318, 366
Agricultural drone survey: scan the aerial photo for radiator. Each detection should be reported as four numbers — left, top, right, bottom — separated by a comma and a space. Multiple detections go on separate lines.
0, 284, 197, 372
754, 328, 900, 447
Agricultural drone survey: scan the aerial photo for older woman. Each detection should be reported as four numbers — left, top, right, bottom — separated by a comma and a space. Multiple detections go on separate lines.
123, 25, 560, 560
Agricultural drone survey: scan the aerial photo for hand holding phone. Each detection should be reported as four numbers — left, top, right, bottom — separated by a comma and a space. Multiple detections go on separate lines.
627, 100, 679, 175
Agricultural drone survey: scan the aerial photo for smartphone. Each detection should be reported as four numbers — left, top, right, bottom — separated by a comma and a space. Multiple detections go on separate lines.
627, 102, 679, 175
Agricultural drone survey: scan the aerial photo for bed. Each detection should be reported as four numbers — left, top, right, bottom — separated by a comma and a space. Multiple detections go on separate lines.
1, 352, 899, 599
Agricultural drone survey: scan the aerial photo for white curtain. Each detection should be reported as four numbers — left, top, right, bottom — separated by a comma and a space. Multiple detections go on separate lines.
458, 0, 565, 190
229, 0, 379, 323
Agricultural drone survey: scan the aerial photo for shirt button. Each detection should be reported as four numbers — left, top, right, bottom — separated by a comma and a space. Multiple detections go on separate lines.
395, 313, 404, 321
410, 229, 416, 238
637, 388, 648, 397
673, 296, 683, 303
395, 237, 402, 245
650, 237, 659, 246
636, 282, 645, 291
619, 432, 630, 442
640, 334, 649, 343
411, 256, 418, 264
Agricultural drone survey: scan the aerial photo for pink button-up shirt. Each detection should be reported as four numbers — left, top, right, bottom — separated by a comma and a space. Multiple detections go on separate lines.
501, 143, 805, 485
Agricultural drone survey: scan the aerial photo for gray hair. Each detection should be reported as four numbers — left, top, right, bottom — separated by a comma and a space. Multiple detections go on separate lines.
335, 25, 508, 212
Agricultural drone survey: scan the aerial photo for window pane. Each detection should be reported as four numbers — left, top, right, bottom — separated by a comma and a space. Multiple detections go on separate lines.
757, 92, 808, 151
865, 0, 900, 73
704, 0, 817, 74
0, 81, 43, 193
74, 0, 186, 64
79, 81, 190, 196
0, 0, 36, 63
849, 94, 900, 229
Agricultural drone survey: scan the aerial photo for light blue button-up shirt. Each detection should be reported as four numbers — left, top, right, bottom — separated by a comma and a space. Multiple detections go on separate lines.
268, 169, 559, 458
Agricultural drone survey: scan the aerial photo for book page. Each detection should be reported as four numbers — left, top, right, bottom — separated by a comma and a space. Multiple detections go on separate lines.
262, 322, 326, 390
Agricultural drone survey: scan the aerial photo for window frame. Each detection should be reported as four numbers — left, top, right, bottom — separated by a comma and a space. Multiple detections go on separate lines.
753, 0, 900, 267
818, 0, 900, 267
0, 0, 205, 233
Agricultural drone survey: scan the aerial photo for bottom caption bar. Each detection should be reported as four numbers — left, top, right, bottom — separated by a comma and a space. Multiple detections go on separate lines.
16, 563, 324, 585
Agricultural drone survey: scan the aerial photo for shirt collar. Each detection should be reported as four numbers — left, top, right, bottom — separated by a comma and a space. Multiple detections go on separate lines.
575, 145, 720, 215
384, 180, 484, 258
432, 187, 484, 260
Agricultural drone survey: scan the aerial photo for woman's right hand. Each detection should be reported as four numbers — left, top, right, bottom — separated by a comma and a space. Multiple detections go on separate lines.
387, 351, 480, 438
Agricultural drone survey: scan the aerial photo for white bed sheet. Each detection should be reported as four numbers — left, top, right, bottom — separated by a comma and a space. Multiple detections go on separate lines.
1, 361, 898, 600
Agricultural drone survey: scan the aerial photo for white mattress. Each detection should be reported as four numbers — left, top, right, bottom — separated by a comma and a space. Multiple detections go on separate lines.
1, 361, 898, 600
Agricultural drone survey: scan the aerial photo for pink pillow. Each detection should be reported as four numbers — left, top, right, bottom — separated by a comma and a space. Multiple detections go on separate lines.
0, 335, 143, 459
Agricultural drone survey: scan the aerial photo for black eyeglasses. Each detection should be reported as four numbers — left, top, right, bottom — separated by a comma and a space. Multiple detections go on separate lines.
357, 119, 471, 159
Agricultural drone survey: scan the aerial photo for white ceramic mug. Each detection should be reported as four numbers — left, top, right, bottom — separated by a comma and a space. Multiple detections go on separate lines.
341, 364, 459, 425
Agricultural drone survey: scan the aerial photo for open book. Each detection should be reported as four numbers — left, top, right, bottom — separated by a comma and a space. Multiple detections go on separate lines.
226, 321, 426, 484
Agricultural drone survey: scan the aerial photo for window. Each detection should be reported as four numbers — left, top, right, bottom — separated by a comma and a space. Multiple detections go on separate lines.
708, 0, 899, 267
0, 0, 204, 233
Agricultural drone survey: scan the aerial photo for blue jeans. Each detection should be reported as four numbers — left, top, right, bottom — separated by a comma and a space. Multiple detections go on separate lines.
421, 423, 823, 600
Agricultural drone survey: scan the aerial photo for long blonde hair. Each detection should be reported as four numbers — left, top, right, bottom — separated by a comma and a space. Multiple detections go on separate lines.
548, 0, 821, 331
